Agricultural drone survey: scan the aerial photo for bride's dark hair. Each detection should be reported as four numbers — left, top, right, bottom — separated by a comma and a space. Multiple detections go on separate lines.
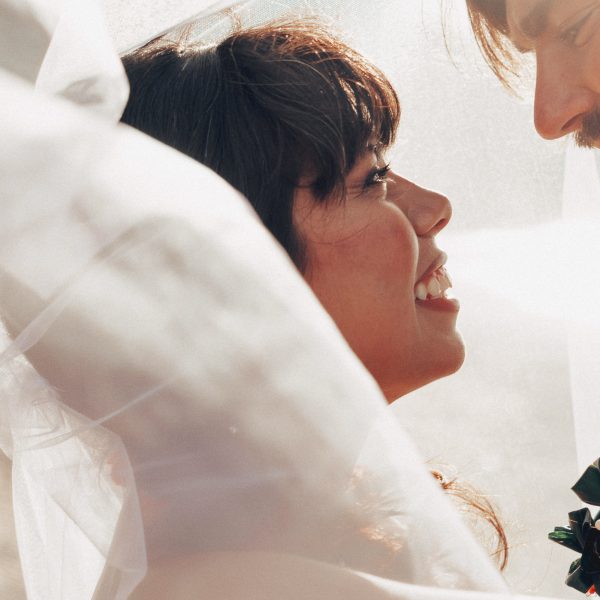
120, 20, 508, 571
121, 20, 399, 272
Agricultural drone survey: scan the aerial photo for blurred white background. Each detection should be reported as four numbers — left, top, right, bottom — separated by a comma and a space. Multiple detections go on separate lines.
3, 1, 599, 598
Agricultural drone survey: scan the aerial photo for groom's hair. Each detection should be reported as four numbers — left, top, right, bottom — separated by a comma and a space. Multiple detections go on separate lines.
466, 0, 520, 88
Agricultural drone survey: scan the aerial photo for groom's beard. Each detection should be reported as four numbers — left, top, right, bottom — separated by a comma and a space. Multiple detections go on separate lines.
574, 109, 600, 148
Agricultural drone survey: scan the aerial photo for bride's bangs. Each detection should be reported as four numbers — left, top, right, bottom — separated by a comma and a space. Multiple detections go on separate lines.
223, 21, 400, 202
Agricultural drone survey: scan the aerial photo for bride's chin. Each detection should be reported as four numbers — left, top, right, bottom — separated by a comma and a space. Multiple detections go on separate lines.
446, 335, 466, 373
433, 337, 466, 381
382, 342, 466, 403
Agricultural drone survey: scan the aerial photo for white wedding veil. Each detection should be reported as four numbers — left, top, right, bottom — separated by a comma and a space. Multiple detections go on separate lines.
0, 0, 597, 599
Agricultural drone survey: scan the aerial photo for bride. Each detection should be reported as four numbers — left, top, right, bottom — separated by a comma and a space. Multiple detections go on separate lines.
115, 20, 509, 596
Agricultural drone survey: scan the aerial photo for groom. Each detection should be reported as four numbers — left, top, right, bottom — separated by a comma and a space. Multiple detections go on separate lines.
466, 0, 600, 148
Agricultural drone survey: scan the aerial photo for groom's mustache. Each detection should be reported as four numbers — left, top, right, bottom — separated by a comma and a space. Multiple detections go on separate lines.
574, 109, 600, 148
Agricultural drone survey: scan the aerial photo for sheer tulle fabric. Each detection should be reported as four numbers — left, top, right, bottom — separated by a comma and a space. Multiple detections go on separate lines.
0, 0, 596, 599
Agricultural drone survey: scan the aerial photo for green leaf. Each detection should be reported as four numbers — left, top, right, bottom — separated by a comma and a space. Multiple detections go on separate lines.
549, 528, 581, 552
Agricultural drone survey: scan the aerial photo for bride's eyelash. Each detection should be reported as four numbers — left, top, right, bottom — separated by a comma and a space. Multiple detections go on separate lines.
363, 163, 391, 189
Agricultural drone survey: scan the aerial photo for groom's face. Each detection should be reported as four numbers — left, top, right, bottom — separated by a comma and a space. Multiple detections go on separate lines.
501, 0, 600, 147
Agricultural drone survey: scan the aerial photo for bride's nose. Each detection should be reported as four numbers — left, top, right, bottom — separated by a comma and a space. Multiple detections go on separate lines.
389, 174, 452, 237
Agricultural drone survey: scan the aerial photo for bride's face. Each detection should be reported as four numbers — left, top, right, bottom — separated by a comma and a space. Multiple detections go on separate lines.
294, 146, 464, 402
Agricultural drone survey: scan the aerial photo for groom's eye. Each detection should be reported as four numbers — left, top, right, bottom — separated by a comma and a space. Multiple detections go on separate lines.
560, 6, 599, 46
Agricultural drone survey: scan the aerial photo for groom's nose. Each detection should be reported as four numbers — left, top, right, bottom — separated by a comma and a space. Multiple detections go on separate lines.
534, 47, 599, 141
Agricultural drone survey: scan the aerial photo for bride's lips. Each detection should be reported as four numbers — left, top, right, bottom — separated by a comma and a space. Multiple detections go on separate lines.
414, 252, 459, 312
416, 295, 460, 313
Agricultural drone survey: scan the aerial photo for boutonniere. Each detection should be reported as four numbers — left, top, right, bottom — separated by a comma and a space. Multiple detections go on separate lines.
549, 458, 600, 596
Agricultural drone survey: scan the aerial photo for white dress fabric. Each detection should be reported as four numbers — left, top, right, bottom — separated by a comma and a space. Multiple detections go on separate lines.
0, 0, 597, 599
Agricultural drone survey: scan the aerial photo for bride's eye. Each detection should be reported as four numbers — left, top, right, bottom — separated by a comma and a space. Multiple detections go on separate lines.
363, 163, 391, 189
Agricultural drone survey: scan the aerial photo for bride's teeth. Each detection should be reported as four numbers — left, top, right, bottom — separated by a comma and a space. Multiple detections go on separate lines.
441, 268, 452, 287
415, 282, 428, 301
439, 272, 451, 290
415, 266, 453, 301
427, 277, 441, 298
